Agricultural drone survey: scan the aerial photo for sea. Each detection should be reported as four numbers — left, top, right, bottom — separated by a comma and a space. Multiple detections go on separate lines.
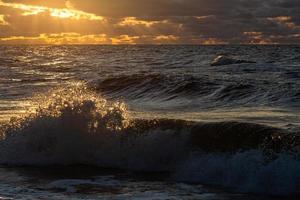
0, 45, 299, 199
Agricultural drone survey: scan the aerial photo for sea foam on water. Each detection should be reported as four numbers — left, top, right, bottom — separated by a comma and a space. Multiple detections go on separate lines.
0, 83, 300, 196
0, 83, 188, 170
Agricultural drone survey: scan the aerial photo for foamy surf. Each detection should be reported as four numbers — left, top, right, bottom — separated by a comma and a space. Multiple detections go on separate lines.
0, 84, 299, 196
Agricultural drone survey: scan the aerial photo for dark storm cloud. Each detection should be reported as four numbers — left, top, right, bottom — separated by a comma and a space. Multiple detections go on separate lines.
62, 0, 300, 43
0, 0, 299, 44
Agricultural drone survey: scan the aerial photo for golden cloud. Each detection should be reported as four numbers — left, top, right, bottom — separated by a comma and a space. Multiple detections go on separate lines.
267, 16, 296, 29
118, 17, 167, 27
195, 15, 215, 20
243, 32, 275, 44
0, 33, 182, 44
0, 33, 110, 44
0, 14, 9, 25
0, 0, 104, 21
201, 38, 228, 45
153, 35, 179, 43
110, 35, 140, 44
268, 16, 291, 23
244, 31, 263, 39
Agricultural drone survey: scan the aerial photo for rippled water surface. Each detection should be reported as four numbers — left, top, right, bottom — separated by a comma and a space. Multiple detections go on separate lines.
0, 45, 300, 199
1, 45, 299, 128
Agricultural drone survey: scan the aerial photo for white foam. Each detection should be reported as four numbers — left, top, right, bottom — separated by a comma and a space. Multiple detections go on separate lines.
1, 85, 299, 196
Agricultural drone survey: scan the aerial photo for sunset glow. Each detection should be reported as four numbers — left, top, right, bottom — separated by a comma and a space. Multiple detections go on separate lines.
0, 1, 300, 198
0, 14, 8, 25
0, 0, 104, 21
118, 17, 167, 27
0, 0, 300, 44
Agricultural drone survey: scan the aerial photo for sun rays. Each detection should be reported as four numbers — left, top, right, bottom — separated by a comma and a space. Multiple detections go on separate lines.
0, 0, 104, 21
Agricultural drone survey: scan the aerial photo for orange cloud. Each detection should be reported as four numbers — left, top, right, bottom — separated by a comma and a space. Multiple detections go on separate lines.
153, 35, 179, 43
43, 33, 109, 44
110, 35, 140, 44
0, 33, 236, 45
118, 17, 167, 27
268, 16, 291, 23
0, 33, 110, 44
267, 16, 296, 29
0, 14, 9, 25
0, 33, 178, 45
243, 32, 275, 44
0, 0, 104, 21
201, 38, 228, 45
244, 31, 263, 39
195, 15, 215, 20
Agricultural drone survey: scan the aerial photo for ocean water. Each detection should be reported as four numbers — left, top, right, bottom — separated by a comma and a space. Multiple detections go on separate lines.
0, 45, 299, 199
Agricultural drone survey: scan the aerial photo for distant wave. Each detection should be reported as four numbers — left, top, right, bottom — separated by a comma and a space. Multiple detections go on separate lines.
93, 74, 300, 107
211, 55, 256, 66
95, 74, 218, 100
0, 85, 299, 196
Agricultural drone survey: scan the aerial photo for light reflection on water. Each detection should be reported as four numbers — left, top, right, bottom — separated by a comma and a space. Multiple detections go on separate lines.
0, 45, 300, 199
0, 45, 299, 130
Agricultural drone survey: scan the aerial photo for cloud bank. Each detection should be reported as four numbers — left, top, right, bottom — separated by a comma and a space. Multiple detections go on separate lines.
0, 0, 299, 44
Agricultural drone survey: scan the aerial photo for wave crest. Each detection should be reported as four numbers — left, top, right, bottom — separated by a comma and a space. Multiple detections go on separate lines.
0, 84, 299, 166
0, 85, 300, 196
211, 55, 256, 66
93, 73, 299, 109
3, 83, 130, 135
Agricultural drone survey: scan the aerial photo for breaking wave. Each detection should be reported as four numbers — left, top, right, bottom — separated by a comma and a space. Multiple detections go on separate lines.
211, 55, 256, 66
0, 84, 299, 196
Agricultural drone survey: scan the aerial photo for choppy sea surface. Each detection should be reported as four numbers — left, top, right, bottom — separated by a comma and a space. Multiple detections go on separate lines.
0, 45, 299, 199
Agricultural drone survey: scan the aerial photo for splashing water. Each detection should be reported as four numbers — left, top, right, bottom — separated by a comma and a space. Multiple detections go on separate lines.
0, 83, 300, 196
0, 83, 189, 169
0, 83, 140, 165
2, 82, 130, 136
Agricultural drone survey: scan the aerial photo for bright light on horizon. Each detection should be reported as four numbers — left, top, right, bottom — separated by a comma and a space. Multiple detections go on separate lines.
0, 0, 298, 44
0, 0, 104, 21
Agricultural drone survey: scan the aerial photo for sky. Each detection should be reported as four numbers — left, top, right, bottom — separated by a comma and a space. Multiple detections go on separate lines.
0, 0, 300, 44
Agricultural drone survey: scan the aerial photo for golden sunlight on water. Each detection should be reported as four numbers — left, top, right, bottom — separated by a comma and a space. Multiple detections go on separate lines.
0, 100, 35, 123
0, 83, 130, 133
130, 107, 300, 129
0, 87, 299, 132
1, 95, 298, 130
0, 0, 299, 196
